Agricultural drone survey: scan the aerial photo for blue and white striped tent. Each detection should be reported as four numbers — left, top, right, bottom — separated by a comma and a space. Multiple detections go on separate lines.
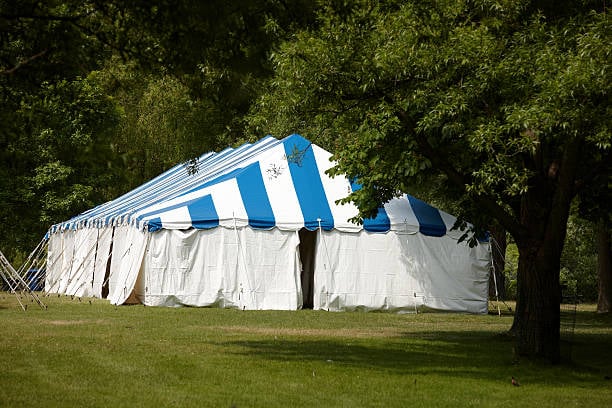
46, 134, 491, 312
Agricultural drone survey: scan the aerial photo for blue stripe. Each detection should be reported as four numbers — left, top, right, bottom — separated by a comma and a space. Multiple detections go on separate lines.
147, 217, 163, 232
284, 134, 334, 230
407, 195, 446, 236
349, 179, 390, 232
137, 193, 215, 228
134, 168, 245, 224
187, 195, 219, 229
363, 210, 391, 232
236, 162, 276, 229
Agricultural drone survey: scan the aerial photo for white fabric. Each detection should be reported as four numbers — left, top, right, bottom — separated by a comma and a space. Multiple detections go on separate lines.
107, 225, 149, 305
92, 227, 113, 298
65, 228, 98, 297
312, 145, 360, 232
140, 227, 302, 309
314, 230, 490, 313
385, 197, 421, 234
45, 231, 64, 293
258, 144, 304, 230
56, 229, 75, 294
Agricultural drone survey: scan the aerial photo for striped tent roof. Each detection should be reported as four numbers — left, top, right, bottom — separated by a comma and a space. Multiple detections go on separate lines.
49, 134, 458, 237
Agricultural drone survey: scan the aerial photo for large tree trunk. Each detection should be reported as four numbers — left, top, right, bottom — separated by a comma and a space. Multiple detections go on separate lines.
513, 238, 562, 363
597, 216, 612, 313
510, 138, 580, 363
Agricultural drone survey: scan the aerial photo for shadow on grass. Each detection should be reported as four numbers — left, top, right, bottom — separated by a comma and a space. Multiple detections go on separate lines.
573, 310, 612, 327
215, 325, 612, 386
217, 330, 513, 378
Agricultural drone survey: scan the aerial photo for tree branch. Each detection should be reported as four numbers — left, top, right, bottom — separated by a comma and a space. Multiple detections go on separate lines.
396, 108, 525, 239
0, 12, 88, 22
1, 49, 48, 75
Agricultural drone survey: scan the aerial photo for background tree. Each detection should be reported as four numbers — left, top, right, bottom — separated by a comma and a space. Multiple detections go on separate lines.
596, 215, 612, 313
249, 0, 610, 362
1, 0, 120, 260
1, 0, 316, 258
577, 169, 612, 312
559, 212, 598, 300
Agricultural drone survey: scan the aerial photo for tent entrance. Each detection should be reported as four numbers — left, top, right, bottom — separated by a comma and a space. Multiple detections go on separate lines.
298, 228, 317, 309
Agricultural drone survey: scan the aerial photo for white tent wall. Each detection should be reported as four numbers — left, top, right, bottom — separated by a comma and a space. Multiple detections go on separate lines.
45, 227, 112, 299
137, 227, 302, 310
91, 227, 113, 298
314, 230, 490, 313
53, 229, 75, 294
65, 228, 98, 298
107, 225, 149, 305
45, 231, 63, 293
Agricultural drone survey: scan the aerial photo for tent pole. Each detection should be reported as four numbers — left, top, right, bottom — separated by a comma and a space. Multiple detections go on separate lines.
317, 218, 331, 311
0, 249, 27, 311
233, 214, 254, 309
488, 238, 501, 317
0, 263, 25, 310
19, 238, 48, 309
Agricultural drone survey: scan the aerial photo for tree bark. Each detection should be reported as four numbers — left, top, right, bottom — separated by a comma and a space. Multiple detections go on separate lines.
597, 216, 612, 313
513, 239, 562, 363
510, 137, 581, 363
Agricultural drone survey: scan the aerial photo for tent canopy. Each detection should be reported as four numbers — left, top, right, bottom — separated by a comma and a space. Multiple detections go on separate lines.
49, 134, 460, 239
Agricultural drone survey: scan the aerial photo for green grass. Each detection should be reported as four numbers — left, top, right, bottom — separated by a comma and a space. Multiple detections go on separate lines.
1, 293, 611, 407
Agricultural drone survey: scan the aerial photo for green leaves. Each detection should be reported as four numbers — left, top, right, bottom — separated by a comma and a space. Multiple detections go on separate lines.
249, 0, 609, 245
0, 69, 122, 254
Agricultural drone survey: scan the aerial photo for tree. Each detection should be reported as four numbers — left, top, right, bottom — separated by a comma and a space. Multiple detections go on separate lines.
92, 62, 232, 189
559, 212, 598, 303
249, 0, 610, 362
578, 170, 612, 312
1, 1, 123, 258
1, 0, 317, 257
596, 215, 612, 312
0, 76, 122, 259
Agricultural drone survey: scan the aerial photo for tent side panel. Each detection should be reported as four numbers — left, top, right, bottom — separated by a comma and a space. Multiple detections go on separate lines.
52, 230, 76, 294
314, 230, 421, 312
409, 235, 490, 313
92, 227, 113, 298
65, 228, 98, 298
141, 227, 301, 310
45, 232, 64, 293
107, 226, 149, 305
314, 230, 490, 313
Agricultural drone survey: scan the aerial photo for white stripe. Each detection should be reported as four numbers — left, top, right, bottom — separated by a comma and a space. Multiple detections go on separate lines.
439, 211, 455, 233
385, 195, 420, 233
439, 210, 466, 239
160, 207, 192, 230
312, 145, 361, 232
258, 144, 304, 230
141, 179, 248, 229
210, 179, 248, 228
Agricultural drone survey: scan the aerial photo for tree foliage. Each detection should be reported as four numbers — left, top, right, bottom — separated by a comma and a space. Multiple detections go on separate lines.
1, 0, 317, 258
250, 0, 610, 361
0, 75, 122, 259
252, 0, 609, 226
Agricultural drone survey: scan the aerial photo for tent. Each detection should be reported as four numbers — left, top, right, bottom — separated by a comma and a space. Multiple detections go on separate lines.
45, 134, 491, 313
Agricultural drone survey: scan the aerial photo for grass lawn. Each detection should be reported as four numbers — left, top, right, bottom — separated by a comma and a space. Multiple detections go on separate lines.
1, 293, 611, 407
